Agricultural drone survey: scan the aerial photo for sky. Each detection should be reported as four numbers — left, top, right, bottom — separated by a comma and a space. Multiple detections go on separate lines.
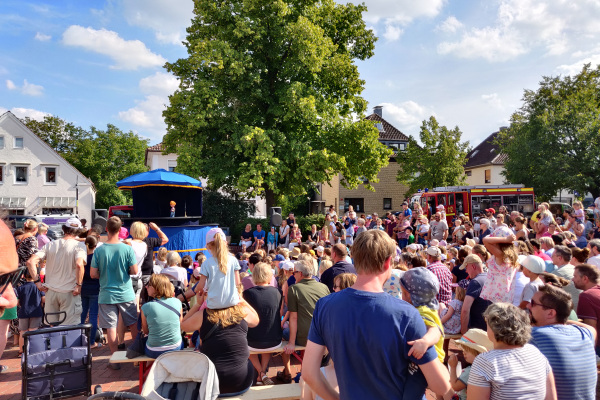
1, 0, 600, 148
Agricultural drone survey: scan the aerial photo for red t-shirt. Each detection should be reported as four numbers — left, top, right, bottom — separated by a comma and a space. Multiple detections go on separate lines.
577, 285, 600, 346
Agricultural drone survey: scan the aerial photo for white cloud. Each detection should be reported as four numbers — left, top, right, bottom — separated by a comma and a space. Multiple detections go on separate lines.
34, 32, 51, 41
5, 79, 44, 96
351, 0, 444, 41
121, 0, 194, 45
118, 72, 180, 140
557, 53, 600, 75
438, 0, 600, 62
0, 106, 50, 121
437, 16, 463, 34
62, 25, 166, 70
378, 101, 434, 134
481, 93, 503, 109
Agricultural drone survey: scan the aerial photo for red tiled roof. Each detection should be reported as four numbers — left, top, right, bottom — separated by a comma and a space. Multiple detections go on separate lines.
147, 143, 164, 151
365, 114, 410, 141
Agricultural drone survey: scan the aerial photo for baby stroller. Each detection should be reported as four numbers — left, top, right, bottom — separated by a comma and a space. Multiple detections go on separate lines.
140, 350, 219, 400
21, 318, 93, 400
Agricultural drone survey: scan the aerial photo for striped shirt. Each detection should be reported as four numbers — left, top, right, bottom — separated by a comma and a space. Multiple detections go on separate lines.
468, 344, 551, 400
530, 324, 596, 400
427, 261, 452, 306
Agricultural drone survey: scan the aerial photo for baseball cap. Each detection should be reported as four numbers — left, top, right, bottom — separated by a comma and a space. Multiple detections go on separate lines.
521, 255, 545, 274
64, 217, 82, 229
273, 254, 285, 262
485, 208, 496, 214
118, 227, 129, 240
453, 328, 493, 353
206, 227, 225, 243
459, 254, 483, 270
280, 261, 295, 271
315, 246, 324, 253
426, 246, 441, 257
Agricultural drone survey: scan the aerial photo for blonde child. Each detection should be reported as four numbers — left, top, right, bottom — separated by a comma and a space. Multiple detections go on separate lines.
481, 226, 519, 303
400, 267, 445, 363
196, 228, 241, 309
440, 280, 467, 334
572, 200, 585, 223
155, 247, 168, 269
448, 328, 493, 400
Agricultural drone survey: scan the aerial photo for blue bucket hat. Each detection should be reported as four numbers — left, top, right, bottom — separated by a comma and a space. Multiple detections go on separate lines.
400, 267, 440, 310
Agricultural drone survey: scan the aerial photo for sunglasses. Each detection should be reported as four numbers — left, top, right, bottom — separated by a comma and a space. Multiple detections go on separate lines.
0, 267, 26, 296
530, 299, 548, 309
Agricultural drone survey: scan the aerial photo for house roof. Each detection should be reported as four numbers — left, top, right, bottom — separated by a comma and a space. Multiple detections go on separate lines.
464, 131, 507, 168
0, 111, 95, 189
365, 113, 409, 141
147, 143, 164, 152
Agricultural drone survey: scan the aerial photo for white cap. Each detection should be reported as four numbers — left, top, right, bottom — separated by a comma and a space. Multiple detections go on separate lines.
206, 227, 225, 243
64, 218, 82, 229
316, 246, 324, 253
521, 255, 546, 274
426, 246, 442, 257
280, 261, 295, 271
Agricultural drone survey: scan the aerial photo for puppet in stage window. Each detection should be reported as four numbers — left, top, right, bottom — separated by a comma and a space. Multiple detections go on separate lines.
170, 201, 176, 217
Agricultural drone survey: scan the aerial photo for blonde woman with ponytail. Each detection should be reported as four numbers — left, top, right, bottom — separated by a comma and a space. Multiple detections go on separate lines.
196, 228, 242, 309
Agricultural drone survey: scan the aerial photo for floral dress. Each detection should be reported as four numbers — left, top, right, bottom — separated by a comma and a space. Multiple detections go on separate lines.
440, 299, 463, 334
480, 256, 517, 303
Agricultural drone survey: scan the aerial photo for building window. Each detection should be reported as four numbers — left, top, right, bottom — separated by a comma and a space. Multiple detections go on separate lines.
45, 167, 57, 184
465, 170, 472, 176
485, 169, 491, 183
14, 137, 24, 149
8, 209, 25, 216
0, 165, 3, 184
399, 143, 406, 151
167, 160, 177, 172
0, 136, 4, 149
42, 208, 73, 215
383, 198, 392, 210
15, 166, 28, 183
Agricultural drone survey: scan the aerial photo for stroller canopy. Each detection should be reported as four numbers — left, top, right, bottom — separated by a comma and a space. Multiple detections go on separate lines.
141, 350, 219, 400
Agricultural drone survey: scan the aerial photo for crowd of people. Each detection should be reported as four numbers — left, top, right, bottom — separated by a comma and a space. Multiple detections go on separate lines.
0, 197, 599, 399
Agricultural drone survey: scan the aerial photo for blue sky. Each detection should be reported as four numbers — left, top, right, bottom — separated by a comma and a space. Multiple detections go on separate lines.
2, 0, 600, 148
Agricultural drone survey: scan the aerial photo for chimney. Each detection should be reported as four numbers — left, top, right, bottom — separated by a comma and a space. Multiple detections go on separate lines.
499, 126, 508, 131
373, 105, 383, 117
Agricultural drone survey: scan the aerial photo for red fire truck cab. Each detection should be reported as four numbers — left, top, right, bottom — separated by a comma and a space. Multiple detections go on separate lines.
410, 185, 536, 224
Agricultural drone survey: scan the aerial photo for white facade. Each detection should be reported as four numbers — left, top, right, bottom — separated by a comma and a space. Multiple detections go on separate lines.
145, 146, 267, 217
0, 112, 96, 221
464, 164, 505, 186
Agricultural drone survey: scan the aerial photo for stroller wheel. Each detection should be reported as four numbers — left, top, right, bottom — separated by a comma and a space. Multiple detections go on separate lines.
94, 385, 103, 394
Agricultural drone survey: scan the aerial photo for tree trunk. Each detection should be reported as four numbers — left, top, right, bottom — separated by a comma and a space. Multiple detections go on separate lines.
265, 188, 276, 213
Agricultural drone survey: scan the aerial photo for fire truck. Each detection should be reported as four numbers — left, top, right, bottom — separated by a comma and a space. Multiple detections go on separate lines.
410, 185, 536, 224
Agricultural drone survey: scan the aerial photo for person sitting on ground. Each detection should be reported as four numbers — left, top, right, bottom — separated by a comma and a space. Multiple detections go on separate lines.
333, 272, 356, 292
467, 302, 557, 400
243, 262, 283, 386
400, 267, 445, 363
160, 252, 188, 287
528, 284, 597, 400
448, 328, 493, 400
253, 223, 265, 250
320, 244, 356, 293
181, 289, 260, 396
141, 274, 183, 358
266, 226, 278, 252
241, 224, 254, 252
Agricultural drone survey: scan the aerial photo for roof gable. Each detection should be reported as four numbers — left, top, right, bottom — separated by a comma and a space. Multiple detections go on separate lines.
464, 131, 507, 168
0, 111, 95, 188
365, 113, 409, 141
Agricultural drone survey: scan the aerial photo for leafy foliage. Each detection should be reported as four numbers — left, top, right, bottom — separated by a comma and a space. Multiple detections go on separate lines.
496, 64, 600, 200
200, 189, 258, 235
23, 116, 148, 209
163, 0, 391, 209
396, 116, 470, 194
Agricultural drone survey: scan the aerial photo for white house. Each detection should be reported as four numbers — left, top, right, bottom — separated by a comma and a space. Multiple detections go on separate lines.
0, 111, 96, 220
145, 143, 267, 217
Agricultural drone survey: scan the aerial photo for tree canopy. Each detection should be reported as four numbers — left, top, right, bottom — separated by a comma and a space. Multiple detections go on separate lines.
163, 0, 391, 209
496, 64, 600, 200
23, 116, 148, 209
396, 116, 469, 194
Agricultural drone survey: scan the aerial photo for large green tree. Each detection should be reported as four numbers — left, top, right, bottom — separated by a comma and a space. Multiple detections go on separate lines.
163, 0, 391, 209
396, 116, 470, 194
23, 116, 148, 209
496, 64, 600, 200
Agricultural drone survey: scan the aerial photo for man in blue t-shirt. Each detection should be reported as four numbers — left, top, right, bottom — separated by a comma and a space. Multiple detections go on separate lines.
91, 216, 138, 369
253, 223, 266, 250
529, 285, 597, 400
460, 254, 491, 333
302, 230, 452, 400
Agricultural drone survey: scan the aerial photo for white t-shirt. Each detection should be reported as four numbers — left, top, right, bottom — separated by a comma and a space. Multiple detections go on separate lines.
130, 240, 147, 279
36, 238, 87, 293
511, 271, 530, 307
587, 254, 600, 268
468, 344, 551, 400
161, 266, 188, 286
